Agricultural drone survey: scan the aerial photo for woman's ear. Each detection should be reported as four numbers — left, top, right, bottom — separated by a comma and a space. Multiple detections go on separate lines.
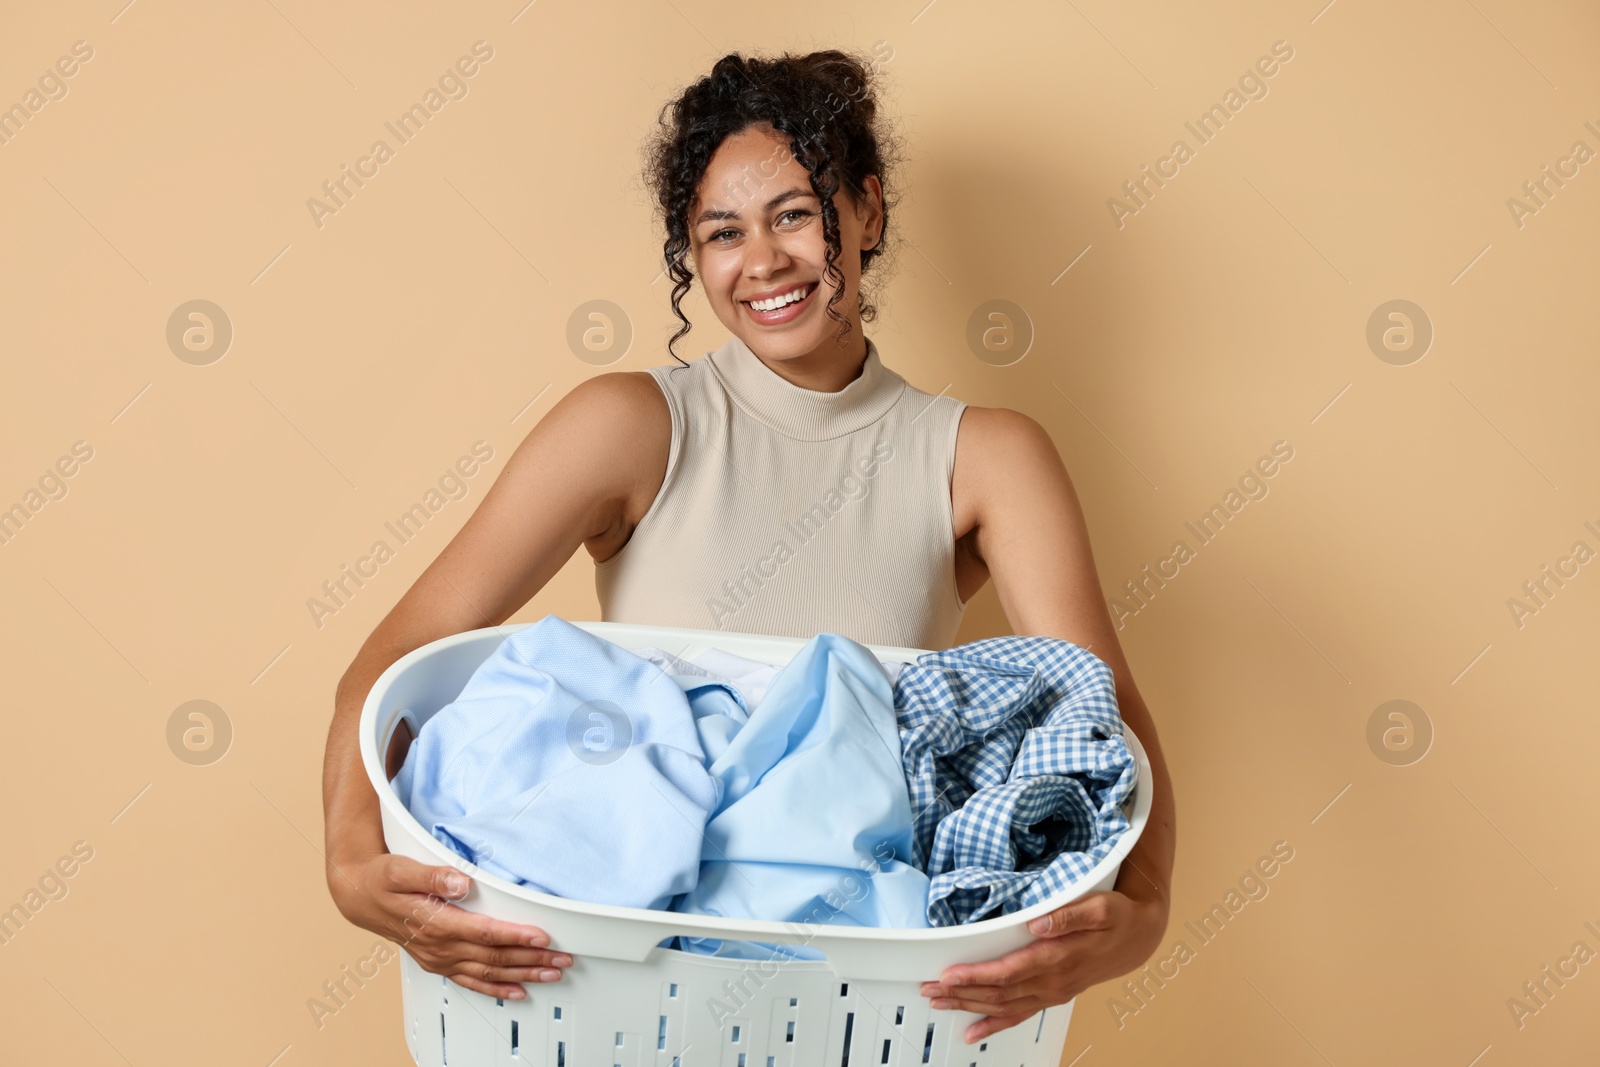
859, 174, 884, 250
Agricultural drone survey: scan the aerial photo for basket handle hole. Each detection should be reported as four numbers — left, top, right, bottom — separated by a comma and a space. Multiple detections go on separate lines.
385, 711, 418, 781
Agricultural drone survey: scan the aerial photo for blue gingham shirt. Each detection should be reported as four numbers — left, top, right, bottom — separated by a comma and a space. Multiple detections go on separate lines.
893, 635, 1139, 925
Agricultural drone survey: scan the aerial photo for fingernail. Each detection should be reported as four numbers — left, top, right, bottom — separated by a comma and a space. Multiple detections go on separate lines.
526, 932, 549, 948
539, 969, 562, 982
1028, 917, 1049, 935
510, 989, 525, 1000
552, 954, 572, 967
445, 874, 468, 895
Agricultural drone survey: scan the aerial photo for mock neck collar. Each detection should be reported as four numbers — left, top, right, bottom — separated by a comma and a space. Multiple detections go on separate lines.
706, 332, 905, 441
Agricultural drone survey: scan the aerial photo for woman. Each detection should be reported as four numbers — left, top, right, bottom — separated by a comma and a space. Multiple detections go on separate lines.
322, 48, 1175, 1045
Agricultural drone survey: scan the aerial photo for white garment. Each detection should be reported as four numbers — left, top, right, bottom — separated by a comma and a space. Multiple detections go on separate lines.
629, 644, 904, 714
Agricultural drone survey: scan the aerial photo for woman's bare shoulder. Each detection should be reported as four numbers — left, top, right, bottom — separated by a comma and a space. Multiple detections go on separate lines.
955, 403, 1054, 456
564, 369, 667, 420
951, 404, 1065, 539
525, 371, 672, 546
535, 368, 666, 439
953, 404, 1062, 486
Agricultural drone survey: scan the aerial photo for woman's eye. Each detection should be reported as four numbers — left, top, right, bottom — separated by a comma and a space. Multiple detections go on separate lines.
707, 211, 809, 243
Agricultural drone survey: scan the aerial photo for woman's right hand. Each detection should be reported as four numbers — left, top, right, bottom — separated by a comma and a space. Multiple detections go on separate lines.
330, 851, 573, 1000
322, 375, 659, 998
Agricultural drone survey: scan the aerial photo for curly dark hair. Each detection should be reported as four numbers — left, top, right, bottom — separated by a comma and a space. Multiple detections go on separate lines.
641, 47, 904, 366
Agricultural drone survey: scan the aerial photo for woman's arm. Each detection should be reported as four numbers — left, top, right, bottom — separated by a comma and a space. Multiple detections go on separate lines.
321, 370, 670, 1001
920, 406, 1177, 1042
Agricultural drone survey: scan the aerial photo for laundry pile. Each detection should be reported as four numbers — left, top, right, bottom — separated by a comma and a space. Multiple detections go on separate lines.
392, 614, 1137, 957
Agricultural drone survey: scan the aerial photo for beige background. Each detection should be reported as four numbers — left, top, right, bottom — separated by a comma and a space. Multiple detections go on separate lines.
1, 0, 1596, 1064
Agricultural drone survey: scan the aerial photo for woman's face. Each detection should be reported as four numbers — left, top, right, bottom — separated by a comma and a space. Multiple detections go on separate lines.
688, 122, 883, 365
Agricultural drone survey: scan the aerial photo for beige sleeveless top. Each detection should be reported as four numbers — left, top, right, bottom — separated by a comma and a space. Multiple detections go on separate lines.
595, 332, 969, 651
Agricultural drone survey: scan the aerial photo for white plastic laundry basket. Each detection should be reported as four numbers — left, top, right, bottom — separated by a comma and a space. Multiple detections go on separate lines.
361, 620, 1153, 1067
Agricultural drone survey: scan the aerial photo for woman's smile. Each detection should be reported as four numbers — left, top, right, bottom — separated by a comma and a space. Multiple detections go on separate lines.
741, 281, 817, 325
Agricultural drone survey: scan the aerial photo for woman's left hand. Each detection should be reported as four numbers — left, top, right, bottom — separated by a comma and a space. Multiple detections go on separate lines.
919, 885, 1169, 1044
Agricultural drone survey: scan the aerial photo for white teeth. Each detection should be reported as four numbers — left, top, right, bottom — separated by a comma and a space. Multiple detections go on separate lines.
747, 285, 811, 312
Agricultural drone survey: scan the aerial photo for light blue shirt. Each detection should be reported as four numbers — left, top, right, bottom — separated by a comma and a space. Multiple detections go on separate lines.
393, 614, 723, 911
393, 615, 930, 955
671, 631, 931, 958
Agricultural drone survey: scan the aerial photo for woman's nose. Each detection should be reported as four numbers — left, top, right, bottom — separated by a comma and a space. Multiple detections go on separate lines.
742, 231, 791, 276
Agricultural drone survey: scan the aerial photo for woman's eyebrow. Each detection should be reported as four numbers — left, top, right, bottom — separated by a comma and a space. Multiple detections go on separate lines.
694, 186, 814, 226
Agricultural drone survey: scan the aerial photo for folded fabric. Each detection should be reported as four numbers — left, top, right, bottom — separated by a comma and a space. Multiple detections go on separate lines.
392, 614, 726, 910
893, 636, 1139, 925
666, 632, 930, 958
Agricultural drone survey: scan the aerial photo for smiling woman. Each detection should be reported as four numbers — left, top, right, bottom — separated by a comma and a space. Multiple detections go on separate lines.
595, 54, 966, 647
323, 46, 1176, 1049
641, 50, 903, 371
